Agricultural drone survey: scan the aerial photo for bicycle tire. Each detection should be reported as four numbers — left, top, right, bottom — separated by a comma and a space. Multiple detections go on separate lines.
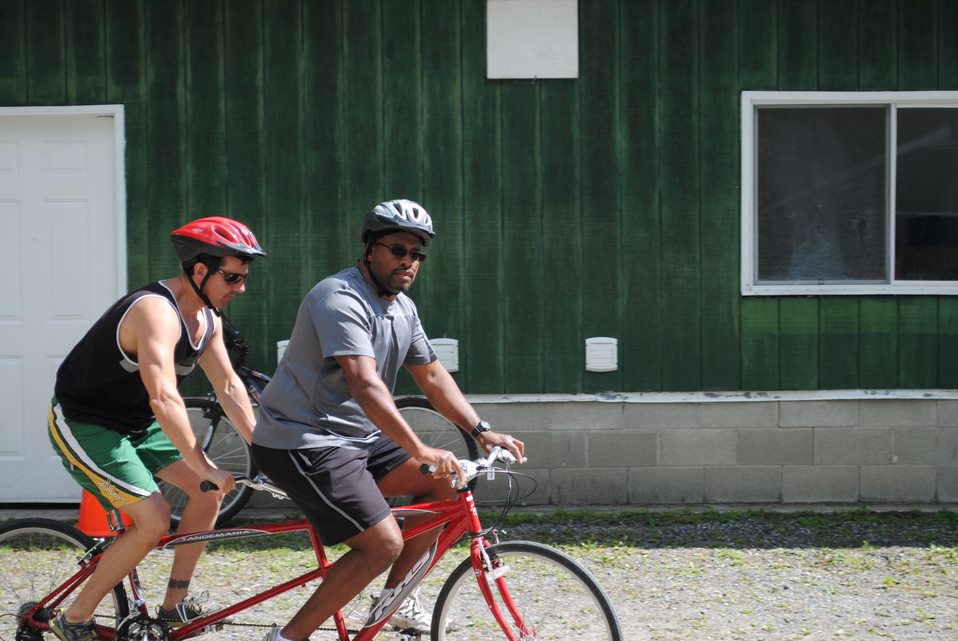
0, 518, 129, 641
156, 397, 257, 528
431, 540, 623, 641
392, 396, 480, 502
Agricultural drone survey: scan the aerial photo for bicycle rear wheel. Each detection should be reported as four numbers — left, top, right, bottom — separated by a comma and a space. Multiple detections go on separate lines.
0, 518, 129, 641
432, 541, 622, 641
156, 397, 256, 528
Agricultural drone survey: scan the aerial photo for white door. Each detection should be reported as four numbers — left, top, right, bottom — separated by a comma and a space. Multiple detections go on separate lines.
0, 108, 126, 502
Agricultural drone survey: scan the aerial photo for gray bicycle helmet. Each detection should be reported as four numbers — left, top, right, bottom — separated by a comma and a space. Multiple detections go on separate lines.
361, 199, 435, 246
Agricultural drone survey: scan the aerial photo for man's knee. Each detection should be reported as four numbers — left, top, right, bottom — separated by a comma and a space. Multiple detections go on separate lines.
351, 521, 404, 569
371, 530, 404, 566
127, 495, 172, 541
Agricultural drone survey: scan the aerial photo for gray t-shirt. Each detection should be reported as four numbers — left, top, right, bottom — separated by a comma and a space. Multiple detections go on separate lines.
253, 266, 437, 450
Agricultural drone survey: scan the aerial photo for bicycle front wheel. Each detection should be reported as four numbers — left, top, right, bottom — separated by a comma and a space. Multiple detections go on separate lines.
432, 541, 622, 641
0, 518, 129, 641
157, 397, 256, 528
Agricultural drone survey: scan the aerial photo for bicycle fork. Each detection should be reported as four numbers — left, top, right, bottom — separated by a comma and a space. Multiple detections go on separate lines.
470, 539, 535, 641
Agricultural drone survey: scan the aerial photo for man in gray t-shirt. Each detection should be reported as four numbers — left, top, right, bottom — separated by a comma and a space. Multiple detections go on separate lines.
254, 265, 435, 449
251, 199, 524, 641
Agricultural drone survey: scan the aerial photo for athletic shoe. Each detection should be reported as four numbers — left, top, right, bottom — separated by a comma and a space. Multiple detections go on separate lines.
389, 589, 432, 634
49, 611, 97, 641
261, 624, 283, 641
156, 593, 232, 627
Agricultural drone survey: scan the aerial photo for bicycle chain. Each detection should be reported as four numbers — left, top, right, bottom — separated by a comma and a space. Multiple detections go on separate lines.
217, 620, 362, 634
216, 621, 419, 639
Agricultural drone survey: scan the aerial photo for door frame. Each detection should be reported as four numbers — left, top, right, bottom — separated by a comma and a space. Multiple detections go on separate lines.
0, 104, 127, 295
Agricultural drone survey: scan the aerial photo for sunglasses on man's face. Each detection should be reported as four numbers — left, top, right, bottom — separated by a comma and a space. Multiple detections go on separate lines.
375, 242, 427, 263
216, 268, 249, 284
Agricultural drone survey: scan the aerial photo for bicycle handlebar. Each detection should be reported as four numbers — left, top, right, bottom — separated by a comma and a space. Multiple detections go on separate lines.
200, 475, 290, 500
202, 447, 525, 497
420, 446, 526, 488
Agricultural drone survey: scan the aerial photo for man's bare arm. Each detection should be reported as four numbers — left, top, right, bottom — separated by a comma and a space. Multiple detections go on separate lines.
198, 317, 256, 444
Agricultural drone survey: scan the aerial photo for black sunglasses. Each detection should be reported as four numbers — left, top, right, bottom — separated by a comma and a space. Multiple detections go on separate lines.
216, 268, 249, 284
375, 242, 427, 263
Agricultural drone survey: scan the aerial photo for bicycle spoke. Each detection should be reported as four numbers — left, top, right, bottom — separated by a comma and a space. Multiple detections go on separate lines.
0, 520, 128, 641
156, 398, 256, 528
433, 542, 621, 641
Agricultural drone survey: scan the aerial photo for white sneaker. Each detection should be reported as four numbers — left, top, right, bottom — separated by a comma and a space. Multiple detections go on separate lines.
389, 589, 431, 634
261, 624, 282, 641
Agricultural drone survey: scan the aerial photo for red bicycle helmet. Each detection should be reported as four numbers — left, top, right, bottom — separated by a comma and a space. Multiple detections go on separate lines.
171, 216, 267, 265
170, 217, 266, 316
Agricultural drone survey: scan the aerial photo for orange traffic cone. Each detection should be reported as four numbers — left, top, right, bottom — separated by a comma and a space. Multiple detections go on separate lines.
76, 490, 132, 537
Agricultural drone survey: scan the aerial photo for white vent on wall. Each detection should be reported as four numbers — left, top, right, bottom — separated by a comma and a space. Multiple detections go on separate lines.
487, 0, 579, 79
585, 337, 618, 372
431, 338, 460, 372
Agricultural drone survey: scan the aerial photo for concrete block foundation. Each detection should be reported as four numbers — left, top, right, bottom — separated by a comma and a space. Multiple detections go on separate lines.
468, 390, 958, 508
250, 391, 958, 509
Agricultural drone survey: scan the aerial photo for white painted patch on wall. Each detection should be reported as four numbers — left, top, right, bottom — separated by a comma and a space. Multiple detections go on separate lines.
487, 0, 579, 79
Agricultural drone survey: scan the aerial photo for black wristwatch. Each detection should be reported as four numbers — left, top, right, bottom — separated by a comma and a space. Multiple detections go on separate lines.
471, 419, 492, 439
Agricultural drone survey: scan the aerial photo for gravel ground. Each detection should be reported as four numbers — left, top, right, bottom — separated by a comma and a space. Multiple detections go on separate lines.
127, 509, 958, 641
508, 510, 958, 641
3, 508, 957, 640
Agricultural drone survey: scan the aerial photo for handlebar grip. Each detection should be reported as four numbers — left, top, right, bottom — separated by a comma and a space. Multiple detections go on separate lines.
200, 480, 219, 492
419, 463, 435, 475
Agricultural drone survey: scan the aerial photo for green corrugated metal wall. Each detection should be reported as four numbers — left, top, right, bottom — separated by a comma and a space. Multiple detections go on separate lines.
2, 0, 958, 394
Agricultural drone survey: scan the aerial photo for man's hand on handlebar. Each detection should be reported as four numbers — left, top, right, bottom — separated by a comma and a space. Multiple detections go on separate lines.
421, 447, 467, 489
475, 431, 525, 466
203, 467, 236, 495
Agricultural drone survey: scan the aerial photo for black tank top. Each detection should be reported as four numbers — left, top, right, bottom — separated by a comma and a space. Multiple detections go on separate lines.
54, 281, 216, 434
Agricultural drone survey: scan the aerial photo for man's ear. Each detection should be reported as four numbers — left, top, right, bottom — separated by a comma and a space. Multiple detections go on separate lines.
192, 261, 209, 280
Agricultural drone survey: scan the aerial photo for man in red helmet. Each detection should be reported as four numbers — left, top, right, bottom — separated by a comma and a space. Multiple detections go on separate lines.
47, 217, 267, 641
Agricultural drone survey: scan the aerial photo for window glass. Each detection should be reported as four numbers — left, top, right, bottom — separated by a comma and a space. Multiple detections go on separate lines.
757, 107, 887, 282
895, 108, 958, 280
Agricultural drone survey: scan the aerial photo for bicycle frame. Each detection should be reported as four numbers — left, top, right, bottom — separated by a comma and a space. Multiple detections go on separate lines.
29, 487, 516, 641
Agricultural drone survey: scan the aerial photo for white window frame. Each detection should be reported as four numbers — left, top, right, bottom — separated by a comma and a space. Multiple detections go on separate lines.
741, 90, 958, 296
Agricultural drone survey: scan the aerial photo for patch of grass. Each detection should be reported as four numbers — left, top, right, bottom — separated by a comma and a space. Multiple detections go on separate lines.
470, 508, 958, 549
203, 507, 958, 551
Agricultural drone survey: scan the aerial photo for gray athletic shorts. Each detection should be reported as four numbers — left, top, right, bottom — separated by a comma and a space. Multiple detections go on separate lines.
251, 436, 411, 545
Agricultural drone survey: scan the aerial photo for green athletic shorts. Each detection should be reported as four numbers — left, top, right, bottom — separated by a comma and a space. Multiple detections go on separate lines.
48, 398, 182, 511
